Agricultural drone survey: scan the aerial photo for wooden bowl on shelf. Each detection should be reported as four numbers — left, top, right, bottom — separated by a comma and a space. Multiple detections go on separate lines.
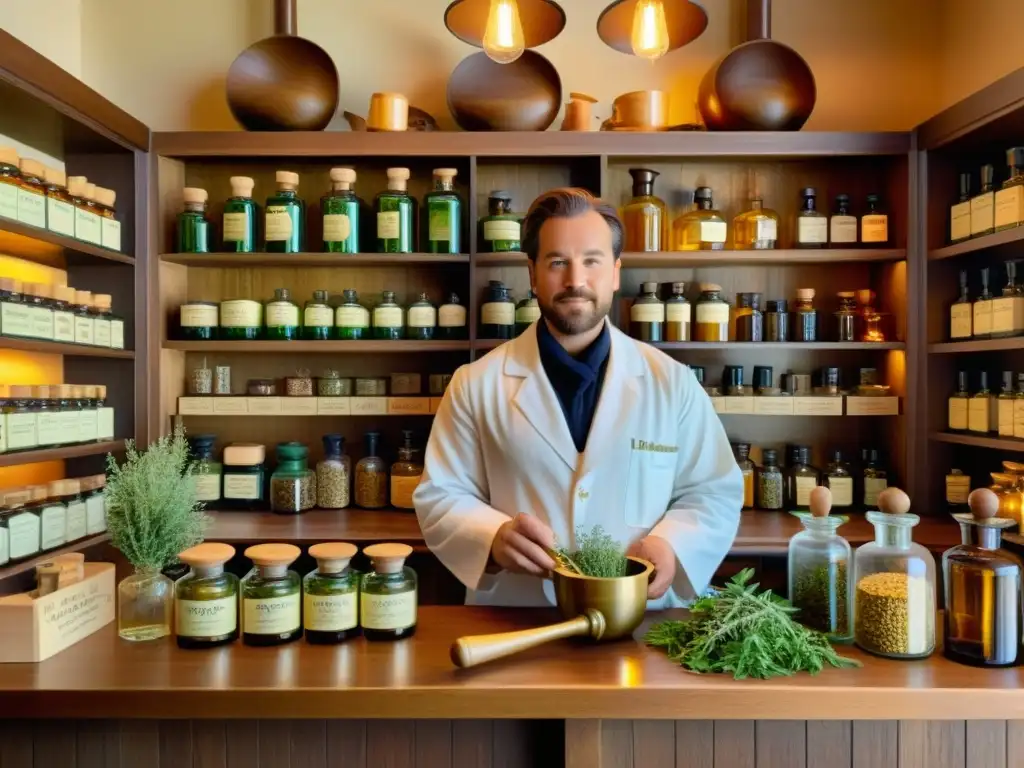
447, 50, 562, 132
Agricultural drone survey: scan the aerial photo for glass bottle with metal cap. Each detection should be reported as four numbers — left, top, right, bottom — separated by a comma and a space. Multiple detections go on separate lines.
622, 168, 668, 252
630, 282, 663, 342
996, 148, 1024, 232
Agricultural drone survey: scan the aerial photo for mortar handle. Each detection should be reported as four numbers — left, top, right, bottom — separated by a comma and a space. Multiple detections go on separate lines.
450, 610, 605, 669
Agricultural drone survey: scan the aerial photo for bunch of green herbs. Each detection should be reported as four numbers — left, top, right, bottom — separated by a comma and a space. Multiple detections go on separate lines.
645, 568, 860, 680
554, 525, 628, 578
104, 424, 208, 573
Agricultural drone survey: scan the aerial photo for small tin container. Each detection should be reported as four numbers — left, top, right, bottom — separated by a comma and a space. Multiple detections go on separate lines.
355, 377, 388, 397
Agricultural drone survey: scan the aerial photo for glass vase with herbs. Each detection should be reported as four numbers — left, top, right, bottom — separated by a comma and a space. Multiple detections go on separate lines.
242, 543, 302, 646
175, 542, 239, 649
304, 542, 361, 644
270, 442, 316, 514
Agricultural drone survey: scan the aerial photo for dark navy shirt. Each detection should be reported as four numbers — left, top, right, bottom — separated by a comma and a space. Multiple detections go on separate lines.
536, 319, 611, 453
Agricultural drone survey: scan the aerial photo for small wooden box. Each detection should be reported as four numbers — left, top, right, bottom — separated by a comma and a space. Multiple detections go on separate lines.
177, 396, 214, 415
388, 397, 431, 415
846, 396, 900, 416
0, 562, 115, 663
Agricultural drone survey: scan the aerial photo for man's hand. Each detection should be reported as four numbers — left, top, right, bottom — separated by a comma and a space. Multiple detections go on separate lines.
490, 513, 557, 577
627, 535, 676, 599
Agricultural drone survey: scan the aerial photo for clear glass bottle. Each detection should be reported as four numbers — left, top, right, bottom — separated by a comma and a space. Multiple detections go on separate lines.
630, 281, 664, 342
662, 282, 690, 341
334, 289, 370, 340
376, 167, 416, 253
242, 543, 302, 646
990, 260, 1024, 338
860, 194, 889, 246
673, 186, 727, 251
786, 445, 820, 510
480, 281, 515, 339
622, 168, 668, 252
693, 283, 729, 342
733, 442, 754, 510
187, 434, 222, 504
42, 166, 75, 238
265, 171, 304, 253
323, 167, 362, 253
223, 176, 257, 253
304, 542, 360, 644
16, 158, 46, 229
118, 567, 174, 642
732, 197, 778, 250
796, 187, 828, 248
73, 290, 94, 345
424, 168, 461, 254
263, 288, 299, 341
480, 191, 521, 253
757, 449, 784, 511
829, 194, 858, 247
270, 442, 316, 514
390, 430, 423, 511
83, 474, 108, 535
950, 269, 972, 340
4, 385, 38, 452
35, 482, 65, 552
734, 292, 763, 342
361, 542, 417, 641
996, 148, 1024, 232
303, 289, 333, 340
835, 292, 857, 342
407, 292, 437, 341
317, 434, 350, 510
763, 299, 789, 342
221, 443, 267, 511
0, 146, 20, 220
824, 450, 854, 510
790, 288, 818, 342
175, 542, 239, 649
437, 292, 468, 340
950, 172, 972, 244
948, 370, 970, 431
969, 371, 998, 433
853, 488, 936, 659
355, 431, 388, 509
863, 449, 888, 509
372, 290, 405, 340
4, 489, 40, 563
67, 176, 102, 245
971, 164, 996, 238
973, 266, 994, 338
177, 187, 211, 253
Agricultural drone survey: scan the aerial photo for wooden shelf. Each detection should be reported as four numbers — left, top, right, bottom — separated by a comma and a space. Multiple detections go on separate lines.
928, 338, 1024, 353
620, 249, 906, 267
476, 339, 906, 352
0, 217, 135, 267
164, 340, 470, 353
0, 534, 110, 581
0, 337, 134, 358
929, 227, 1024, 261
929, 431, 1024, 452
161, 252, 469, 267
0, 440, 123, 468
474, 252, 529, 266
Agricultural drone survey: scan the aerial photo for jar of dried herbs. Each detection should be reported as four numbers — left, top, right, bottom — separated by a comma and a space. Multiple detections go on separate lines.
317, 434, 350, 509
355, 431, 388, 508
361, 543, 417, 641
304, 542, 360, 644
270, 442, 316, 514
175, 542, 239, 650
317, 370, 351, 397
242, 543, 302, 646
285, 370, 313, 397
756, 449, 784, 510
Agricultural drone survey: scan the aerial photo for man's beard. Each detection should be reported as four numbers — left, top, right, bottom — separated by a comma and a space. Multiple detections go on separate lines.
537, 287, 612, 336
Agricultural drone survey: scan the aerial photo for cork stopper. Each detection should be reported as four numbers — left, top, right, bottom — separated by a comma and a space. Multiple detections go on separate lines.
70, 385, 85, 398
433, 168, 458, 182
82, 385, 97, 398
27, 484, 48, 503
0, 146, 19, 166
37, 283, 54, 300
698, 282, 722, 292
75, 290, 92, 305
43, 166, 66, 187
67, 176, 89, 196
0, 277, 21, 293
93, 294, 112, 310
245, 543, 300, 567
78, 475, 97, 492
795, 288, 815, 301
10, 385, 34, 398
808, 486, 832, 518
386, 168, 411, 191
3, 489, 31, 508
363, 542, 413, 573
968, 488, 1000, 520
229, 176, 255, 197
90, 473, 107, 490
329, 168, 356, 189
83, 182, 97, 201
182, 187, 208, 204
179, 542, 236, 568
19, 158, 45, 179
32, 385, 50, 399
93, 187, 116, 207
53, 384, 73, 398
837, 291, 856, 299
275, 170, 299, 190
877, 487, 911, 515
96, 385, 107, 399
309, 542, 358, 573
54, 285, 76, 302
856, 288, 875, 305
48, 479, 79, 497
223, 443, 266, 465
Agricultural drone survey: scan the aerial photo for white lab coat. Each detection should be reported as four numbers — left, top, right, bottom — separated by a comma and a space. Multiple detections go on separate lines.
413, 319, 743, 608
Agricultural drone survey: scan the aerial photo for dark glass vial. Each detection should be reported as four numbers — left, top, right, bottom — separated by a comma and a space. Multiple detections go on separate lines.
735, 292, 764, 342
631, 281, 664, 342
765, 299, 789, 342
480, 281, 515, 339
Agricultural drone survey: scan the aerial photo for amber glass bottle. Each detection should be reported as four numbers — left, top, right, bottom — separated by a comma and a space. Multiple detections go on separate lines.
622, 169, 668, 252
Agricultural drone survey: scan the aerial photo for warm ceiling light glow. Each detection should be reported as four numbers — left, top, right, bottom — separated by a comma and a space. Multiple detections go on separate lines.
483, 0, 526, 64
632, 0, 670, 61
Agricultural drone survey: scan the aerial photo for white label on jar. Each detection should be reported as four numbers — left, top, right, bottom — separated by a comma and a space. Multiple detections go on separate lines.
361, 590, 416, 630
193, 473, 221, 502
483, 220, 520, 241
40, 504, 66, 549
27, 306, 53, 340
265, 207, 293, 241
973, 301, 992, 336
98, 407, 115, 440
950, 201, 971, 241
950, 304, 972, 338
948, 398, 968, 430
222, 212, 249, 242
7, 512, 40, 559
827, 477, 853, 506
36, 411, 60, 446
946, 475, 971, 504
795, 476, 818, 506
304, 306, 333, 327
75, 208, 102, 244
244, 594, 300, 635
336, 306, 369, 328
968, 398, 992, 432
408, 306, 436, 328
864, 477, 888, 507
224, 474, 260, 500
79, 408, 98, 442
377, 211, 400, 239
0, 183, 18, 219
830, 215, 858, 243
991, 296, 1024, 334
971, 192, 995, 235
999, 398, 1015, 436
58, 408, 79, 444
515, 305, 541, 324
6, 412, 37, 450
74, 315, 94, 345
695, 302, 729, 324
65, 500, 87, 542
1016, 399, 1024, 438
111, 319, 125, 350
178, 596, 238, 638
630, 302, 665, 323
0, 525, 7, 566
481, 302, 514, 326
1, 302, 33, 337
798, 217, 828, 244
699, 221, 727, 243
266, 303, 299, 327
17, 188, 46, 228
438, 304, 467, 328
323, 213, 351, 242
391, 473, 422, 509
53, 310, 75, 342
181, 304, 218, 328
373, 306, 403, 328
101, 217, 121, 251
666, 302, 691, 323
304, 591, 357, 632
94, 318, 111, 347
47, 198, 76, 237
220, 300, 261, 328
755, 219, 777, 241
86, 494, 107, 534
995, 186, 1024, 229
861, 214, 888, 243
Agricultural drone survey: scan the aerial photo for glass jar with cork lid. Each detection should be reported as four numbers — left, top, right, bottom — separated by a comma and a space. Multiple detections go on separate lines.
16, 158, 47, 229
54, 478, 87, 545
67, 176, 102, 245
73, 290, 94, 345
93, 186, 121, 251
265, 171, 304, 253
177, 187, 211, 253
792, 288, 818, 342
322, 167, 361, 253
376, 167, 415, 253
176, 542, 240, 649
222, 443, 267, 510
223, 176, 257, 253
0, 146, 20, 220
304, 542, 361, 644
361, 543, 417, 641
241, 543, 302, 646
4, 489, 41, 563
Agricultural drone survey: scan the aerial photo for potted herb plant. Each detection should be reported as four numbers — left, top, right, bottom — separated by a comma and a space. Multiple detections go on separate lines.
105, 425, 207, 641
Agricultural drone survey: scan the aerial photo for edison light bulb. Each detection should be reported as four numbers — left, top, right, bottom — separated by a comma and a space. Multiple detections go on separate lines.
483, 0, 525, 64
632, 0, 670, 61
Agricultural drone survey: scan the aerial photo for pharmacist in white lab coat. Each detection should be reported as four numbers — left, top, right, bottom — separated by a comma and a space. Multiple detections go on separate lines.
414, 188, 743, 608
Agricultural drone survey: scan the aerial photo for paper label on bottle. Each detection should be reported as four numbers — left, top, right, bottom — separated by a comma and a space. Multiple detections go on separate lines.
65, 500, 87, 541
630, 302, 665, 323
481, 302, 514, 326
178, 596, 238, 638
361, 590, 416, 630
29, 306, 54, 340
16, 188, 46, 228
950, 201, 971, 242
101, 217, 121, 251
948, 398, 968, 430
0, 183, 17, 219
79, 408, 98, 442
827, 477, 853, 506
860, 214, 888, 243
181, 304, 218, 327
75, 208, 102, 244
428, 209, 451, 242
798, 217, 828, 244
438, 304, 467, 328
515, 305, 541, 324
86, 494, 106, 534
303, 306, 333, 328
49, 310, 72, 343
47, 198, 76, 237
973, 300, 992, 336
93, 318, 111, 347
991, 296, 1024, 334
193, 473, 221, 502
351, 397, 387, 415
695, 302, 729, 324
795, 476, 818, 506
222, 212, 249, 242
864, 477, 888, 507
0, 525, 7, 566
336, 305, 369, 328
40, 504, 66, 549
265, 207, 293, 241
6, 412, 37, 450
7, 512, 40, 559
999, 398, 1015, 436
220, 300, 261, 328
407, 305, 436, 328
0, 413, 4, 453
57, 409, 78, 444
971, 193, 995, 235
1015, 399, 1024, 438
390, 473, 422, 510
830, 215, 858, 243
995, 186, 1024, 229
950, 304, 972, 339
243, 594, 300, 635
946, 475, 971, 504
754, 219, 777, 241
304, 591, 357, 632
98, 407, 114, 440
224, 474, 260, 500
968, 398, 992, 432
74, 315, 94, 345
483, 220, 521, 242
699, 220, 727, 243
323, 213, 351, 242
111, 319, 125, 349
266, 303, 299, 328
377, 211, 400, 239
36, 412, 60, 446
1, 301, 33, 337
373, 306, 403, 328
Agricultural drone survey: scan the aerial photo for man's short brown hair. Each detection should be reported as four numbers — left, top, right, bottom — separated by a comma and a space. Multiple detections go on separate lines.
521, 187, 623, 261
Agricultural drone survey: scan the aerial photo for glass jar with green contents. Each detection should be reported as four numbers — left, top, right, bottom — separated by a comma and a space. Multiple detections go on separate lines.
334, 289, 369, 340
82, 474, 108, 535
4, 489, 40, 563
756, 448, 784, 510
304, 541, 360, 644
515, 290, 541, 336
302, 289, 332, 340
480, 191, 521, 252
265, 288, 300, 341
265, 171, 304, 253
55, 478, 87, 544
376, 168, 415, 253
5, 385, 38, 452
242, 543, 302, 646
0, 277, 32, 339
480, 281, 515, 339
73, 290, 94, 345
372, 291, 404, 340
323, 167, 361, 253
424, 168, 461, 254
0, 146, 20, 220
222, 176, 257, 253
36, 483, 66, 552
270, 442, 316, 514
361, 543, 417, 641
187, 434, 222, 504
437, 292, 467, 340
176, 542, 239, 649
406, 292, 436, 340
16, 158, 47, 229
177, 187, 211, 253
42, 166, 75, 238
221, 443, 267, 510
179, 300, 218, 340
219, 299, 262, 340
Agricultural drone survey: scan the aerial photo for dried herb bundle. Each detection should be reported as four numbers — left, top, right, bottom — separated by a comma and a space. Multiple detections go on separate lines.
645, 568, 860, 680
554, 525, 628, 578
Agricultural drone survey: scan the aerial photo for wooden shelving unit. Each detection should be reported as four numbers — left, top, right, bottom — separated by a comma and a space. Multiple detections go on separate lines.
0, 217, 136, 268
0, 337, 135, 358
0, 534, 110, 580
164, 340, 470, 353
929, 338, 1024, 354
161, 252, 470, 267
929, 432, 1024, 452
476, 249, 907, 268
0, 441, 124, 469
928, 227, 1024, 261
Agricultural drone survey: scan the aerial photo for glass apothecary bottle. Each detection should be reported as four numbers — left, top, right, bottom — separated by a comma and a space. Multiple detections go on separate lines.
221, 443, 267, 510
973, 165, 997, 237
0, 496, 8, 567
407, 292, 437, 340
242, 543, 302, 646
788, 486, 853, 642
786, 446, 819, 510
376, 167, 415, 253
304, 542, 361, 644
33, 385, 58, 448
673, 186, 727, 251
177, 187, 211, 253
264, 288, 299, 341
323, 167, 361, 253
187, 434, 222, 504
862, 449, 888, 508
36, 483, 66, 552
95, 385, 114, 440
390, 430, 423, 511
835, 292, 857, 342
43, 166, 75, 238
796, 187, 828, 248
75, 385, 97, 443
21, 283, 52, 341
974, 266, 994, 339
16, 158, 46, 229
92, 294, 112, 347
424, 168, 461, 254
0, 277, 31, 339
317, 434, 350, 510
270, 442, 316, 514
622, 168, 668, 252
302, 289, 332, 340
515, 290, 541, 336
59, 478, 87, 544
950, 269, 972, 340
950, 172, 972, 244
223, 176, 257, 252
824, 450, 854, 510
73, 290, 94, 346
93, 186, 121, 251
437, 292, 467, 340
0, 146, 20, 220
50, 285, 74, 344
860, 194, 889, 246
853, 488, 936, 659
218, 298, 261, 340
764, 299, 789, 342
361, 542, 417, 641
175, 542, 239, 649
733, 442, 754, 510
68, 176, 102, 245
335, 289, 370, 340
792, 288, 818, 342
757, 448, 784, 511
693, 283, 729, 342
480, 191, 521, 252
355, 431, 388, 509
480, 281, 515, 339
265, 171, 304, 253
5, 385, 38, 452
4, 489, 40, 563
372, 291, 405, 340
630, 282, 664, 342
732, 197, 778, 250
829, 194, 858, 246
663, 282, 690, 341
83, 474, 108, 535
734, 292, 763, 342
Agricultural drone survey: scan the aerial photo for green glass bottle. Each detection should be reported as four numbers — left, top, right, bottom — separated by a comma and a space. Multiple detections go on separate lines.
175, 543, 239, 650
176, 187, 211, 253
515, 290, 541, 336
376, 168, 415, 253
372, 290, 404, 340
303, 289, 332, 340
304, 542, 361, 644
222, 176, 257, 253
406, 292, 436, 340
265, 288, 299, 341
361, 543, 417, 641
424, 168, 461, 254
322, 167, 361, 253
265, 171, 304, 253
437, 292, 467, 340
479, 191, 521, 252
334, 289, 369, 340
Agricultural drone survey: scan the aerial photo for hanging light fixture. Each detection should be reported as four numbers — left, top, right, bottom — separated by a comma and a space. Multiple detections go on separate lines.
483, 0, 526, 63
444, 0, 566, 63
597, 0, 707, 58
631, 0, 670, 60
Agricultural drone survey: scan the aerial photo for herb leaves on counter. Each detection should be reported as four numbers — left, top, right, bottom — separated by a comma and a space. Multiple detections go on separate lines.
554, 525, 629, 578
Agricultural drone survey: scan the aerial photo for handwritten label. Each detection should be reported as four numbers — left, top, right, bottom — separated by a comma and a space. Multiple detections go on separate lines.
304, 592, 357, 632
177, 597, 237, 637
243, 594, 300, 635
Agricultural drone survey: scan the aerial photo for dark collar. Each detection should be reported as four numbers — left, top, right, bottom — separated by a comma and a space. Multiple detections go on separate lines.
536, 318, 611, 384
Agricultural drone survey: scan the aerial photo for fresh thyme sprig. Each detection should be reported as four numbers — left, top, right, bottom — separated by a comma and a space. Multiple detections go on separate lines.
554, 525, 628, 578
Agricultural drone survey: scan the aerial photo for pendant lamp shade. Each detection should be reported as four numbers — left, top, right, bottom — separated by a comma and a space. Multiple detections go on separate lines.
597, 0, 707, 56
445, 0, 567, 49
